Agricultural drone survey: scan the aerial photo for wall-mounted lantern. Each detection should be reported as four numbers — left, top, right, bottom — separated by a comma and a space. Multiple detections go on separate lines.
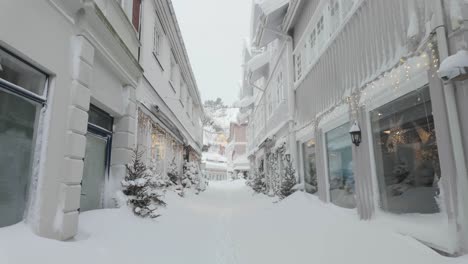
349, 121, 362, 147
285, 153, 291, 162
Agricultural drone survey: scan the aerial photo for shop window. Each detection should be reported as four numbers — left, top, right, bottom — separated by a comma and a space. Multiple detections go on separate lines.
325, 123, 356, 208
370, 86, 441, 214
303, 140, 318, 194
0, 47, 47, 227
81, 106, 113, 212
151, 128, 166, 162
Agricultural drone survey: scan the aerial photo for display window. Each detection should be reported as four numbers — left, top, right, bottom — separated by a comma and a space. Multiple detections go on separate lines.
370, 86, 441, 214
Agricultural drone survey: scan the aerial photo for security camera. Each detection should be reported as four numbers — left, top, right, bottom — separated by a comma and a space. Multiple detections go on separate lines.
438, 50, 468, 82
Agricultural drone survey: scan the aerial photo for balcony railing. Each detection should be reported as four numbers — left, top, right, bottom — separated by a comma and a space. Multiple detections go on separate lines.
293, 0, 361, 86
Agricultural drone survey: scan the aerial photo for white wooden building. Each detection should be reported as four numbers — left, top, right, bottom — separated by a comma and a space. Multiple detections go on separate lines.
245, 0, 468, 255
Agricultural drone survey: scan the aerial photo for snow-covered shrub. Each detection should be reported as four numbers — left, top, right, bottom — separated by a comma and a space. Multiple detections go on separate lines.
167, 157, 180, 185
280, 157, 297, 199
183, 161, 207, 193
122, 149, 166, 218
250, 170, 267, 194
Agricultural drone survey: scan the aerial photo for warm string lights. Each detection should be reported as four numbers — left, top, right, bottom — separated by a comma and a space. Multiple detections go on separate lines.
313, 37, 440, 132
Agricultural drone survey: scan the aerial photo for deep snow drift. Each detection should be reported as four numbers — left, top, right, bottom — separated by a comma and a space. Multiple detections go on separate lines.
0, 180, 467, 264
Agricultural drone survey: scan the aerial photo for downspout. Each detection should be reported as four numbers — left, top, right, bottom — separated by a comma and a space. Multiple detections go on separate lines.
433, 0, 468, 254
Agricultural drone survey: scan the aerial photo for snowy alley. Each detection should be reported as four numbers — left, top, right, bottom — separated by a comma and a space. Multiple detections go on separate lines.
0, 180, 466, 264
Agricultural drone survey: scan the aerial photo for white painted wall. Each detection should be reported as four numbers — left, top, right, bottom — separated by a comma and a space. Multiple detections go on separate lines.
138, 0, 203, 154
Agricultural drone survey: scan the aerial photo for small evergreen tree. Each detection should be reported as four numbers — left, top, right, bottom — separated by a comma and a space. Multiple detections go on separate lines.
167, 157, 180, 185
122, 149, 166, 218
252, 170, 267, 194
280, 156, 297, 199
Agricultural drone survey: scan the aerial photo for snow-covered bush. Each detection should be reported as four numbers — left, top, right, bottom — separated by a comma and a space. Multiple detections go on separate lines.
167, 157, 180, 185
182, 161, 207, 194
280, 157, 297, 199
250, 170, 267, 194
122, 149, 166, 218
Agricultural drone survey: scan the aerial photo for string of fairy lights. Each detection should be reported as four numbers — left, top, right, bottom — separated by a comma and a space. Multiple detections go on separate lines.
308, 34, 441, 133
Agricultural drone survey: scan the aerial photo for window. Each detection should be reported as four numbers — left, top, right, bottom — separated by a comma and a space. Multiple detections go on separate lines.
267, 91, 273, 116
303, 140, 318, 194
132, 0, 141, 31
317, 16, 324, 36
308, 29, 317, 63
370, 86, 441, 214
179, 83, 185, 106
294, 54, 302, 82
326, 122, 356, 209
170, 52, 177, 84
151, 128, 166, 161
276, 71, 284, 104
153, 25, 162, 56
81, 106, 113, 212
330, 0, 339, 17
0, 47, 48, 227
187, 97, 192, 117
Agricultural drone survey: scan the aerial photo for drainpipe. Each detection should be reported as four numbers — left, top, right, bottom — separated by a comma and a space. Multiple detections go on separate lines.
433, 0, 468, 254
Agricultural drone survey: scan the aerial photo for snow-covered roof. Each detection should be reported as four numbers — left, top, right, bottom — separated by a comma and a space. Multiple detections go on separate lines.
248, 51, 270, 72
252, 0, 290, 47
248, 51, 270, 82
255, 0, 290, 16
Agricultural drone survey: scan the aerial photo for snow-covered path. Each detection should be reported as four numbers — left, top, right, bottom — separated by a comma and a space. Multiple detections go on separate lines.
0, 180, 467, 264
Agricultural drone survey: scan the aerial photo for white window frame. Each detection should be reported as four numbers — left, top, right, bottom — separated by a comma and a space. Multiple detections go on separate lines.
179, 81, 185, 106
276, 70, 284, 105
170, 52, 178, 88
362, 67, 430, 214
153, 24, 162, 56
294, 54, 302, 82
319, 105, 350, 204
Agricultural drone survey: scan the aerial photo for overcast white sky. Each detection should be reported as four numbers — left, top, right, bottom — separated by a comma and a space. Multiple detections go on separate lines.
172, 0, 252, 106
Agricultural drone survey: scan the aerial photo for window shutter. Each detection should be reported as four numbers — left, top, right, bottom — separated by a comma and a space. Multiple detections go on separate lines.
132, 0, 141, 31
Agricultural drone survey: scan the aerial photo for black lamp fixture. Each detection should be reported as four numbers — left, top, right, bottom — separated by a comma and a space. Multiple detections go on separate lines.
285, 153, 291, 162
349, 121, 362, 147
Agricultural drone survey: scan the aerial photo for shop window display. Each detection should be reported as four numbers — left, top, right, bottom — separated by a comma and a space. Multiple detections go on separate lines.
325, 123, 356, 208
370, 86, 441, 214
0, 47, 47, 227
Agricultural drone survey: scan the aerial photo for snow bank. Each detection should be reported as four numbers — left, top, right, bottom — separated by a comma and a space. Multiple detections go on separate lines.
1, 182, 467, 264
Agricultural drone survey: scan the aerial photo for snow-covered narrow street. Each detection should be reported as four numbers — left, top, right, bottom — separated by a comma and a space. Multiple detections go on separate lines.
0, 180, 466, 264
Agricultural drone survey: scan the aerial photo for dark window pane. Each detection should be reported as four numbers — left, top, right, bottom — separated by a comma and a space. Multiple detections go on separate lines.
303, 140, 318, 194
88, 106, 113, 131
326, 123, 356, 208
0, 89, 39, 227
0, 48, 47, 96
371, 86, 441, 214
